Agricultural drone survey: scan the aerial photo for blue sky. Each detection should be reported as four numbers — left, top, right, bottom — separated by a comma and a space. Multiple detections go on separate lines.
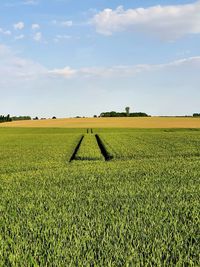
0, 0, 200, 117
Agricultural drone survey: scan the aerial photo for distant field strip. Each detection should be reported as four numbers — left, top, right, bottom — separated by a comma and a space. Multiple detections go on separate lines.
2, 117, 200, 128
99, 131, 200, 160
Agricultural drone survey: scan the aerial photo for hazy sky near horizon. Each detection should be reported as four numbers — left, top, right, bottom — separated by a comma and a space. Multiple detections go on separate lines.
0, 0, 200, 117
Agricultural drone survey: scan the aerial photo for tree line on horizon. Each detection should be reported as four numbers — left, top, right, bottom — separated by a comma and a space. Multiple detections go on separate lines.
0, 115, 12, 123
0, 115, 31, 123
99, 111, 150, 117
1, 112, 200, 123
193, 113, 200, 117
97, 107, 149, 118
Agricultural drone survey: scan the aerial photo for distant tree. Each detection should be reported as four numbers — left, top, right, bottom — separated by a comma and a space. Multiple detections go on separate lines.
193, 113, 200, 117
33, 116, 39, 120
12, 116, 31, 121
0, 114, 12, 123
7, 114, 10, 121
125, 107, 130, 117
52, 116, 56, 119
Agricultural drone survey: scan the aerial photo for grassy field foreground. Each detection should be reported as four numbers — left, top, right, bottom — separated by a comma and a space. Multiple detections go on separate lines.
0, 128, 199, 266
1, 117, 200, 128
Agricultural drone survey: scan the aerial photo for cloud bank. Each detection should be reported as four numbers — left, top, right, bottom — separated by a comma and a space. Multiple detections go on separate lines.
92, 1, 200, 40
1, 43, 200, 83
48, 57, 200, 79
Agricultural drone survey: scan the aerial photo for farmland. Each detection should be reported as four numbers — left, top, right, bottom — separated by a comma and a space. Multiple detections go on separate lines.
0, 127, 199, 266
2, 116, 200, 128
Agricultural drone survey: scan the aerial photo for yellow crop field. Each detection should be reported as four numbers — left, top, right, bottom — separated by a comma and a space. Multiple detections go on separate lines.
1, 117, 200, 128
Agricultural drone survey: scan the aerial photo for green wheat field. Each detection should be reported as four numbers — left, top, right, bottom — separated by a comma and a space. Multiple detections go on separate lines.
0, 128, 199, 266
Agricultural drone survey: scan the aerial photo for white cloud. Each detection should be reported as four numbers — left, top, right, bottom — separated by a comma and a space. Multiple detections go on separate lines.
13, 22, 25, 30
53, 34, 72, 43
32, 23, 40, 30
165, 56, 200, 68
61, 20, 73, 27
0, 44, 46, 83
15, 34, 25, 40
1, 43, 200, 83
5, 1, 38, 7
52, 20, 73, 27
47, 56, 200, 79
48, 66, 77, 78
23, 0, 38, 5
33, 32, 42, 41
92, 1, 200, 39
0, 28, 11, 35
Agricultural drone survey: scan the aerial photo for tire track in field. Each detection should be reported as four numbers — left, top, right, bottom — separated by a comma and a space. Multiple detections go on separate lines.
69, 132, 112, 162
69, 135, 84, 162
95, 134, 112, 161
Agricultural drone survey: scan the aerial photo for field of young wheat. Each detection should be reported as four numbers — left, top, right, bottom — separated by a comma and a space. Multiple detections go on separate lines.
0, 128, 199, 266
